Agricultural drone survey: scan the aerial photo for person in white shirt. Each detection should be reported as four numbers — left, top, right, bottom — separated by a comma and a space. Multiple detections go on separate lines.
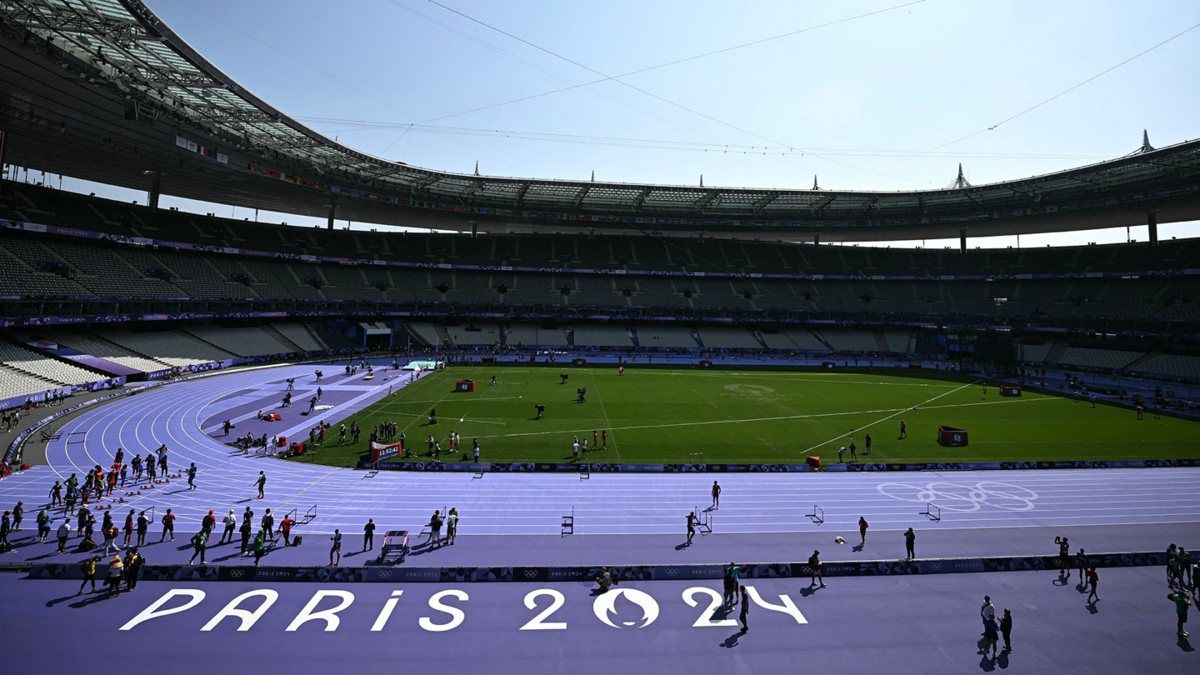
220, 510, 237, 544
56, 520, 71, 553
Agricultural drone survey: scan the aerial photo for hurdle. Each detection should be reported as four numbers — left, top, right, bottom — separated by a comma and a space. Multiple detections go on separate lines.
39, 425, 60, 442
66, 431, 85, 444
303, 504, 318, 524
417, 506, 448, 543
806, 505, 825, 525
561, 507, 574, 537
920, 502, 942, 522
693, 506, 712, 535
472, 464, 484, 480
580, 463, 590, 481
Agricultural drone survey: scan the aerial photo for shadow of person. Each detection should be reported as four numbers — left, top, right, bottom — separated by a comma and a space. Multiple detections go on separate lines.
1179, 635, 1195, 653
68, 591, 119, 609
996, 651, 1010, 669
1086, 602, 1099, 615
720, 630, 742, 649
676, 542, 690, 551
45, 594, 79, 608
799, 586, 816, 597
852, 544, 864, 553
978, 654, 997, 672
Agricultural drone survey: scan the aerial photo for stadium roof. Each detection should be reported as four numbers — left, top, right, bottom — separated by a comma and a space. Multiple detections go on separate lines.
2, 0, 1200, 241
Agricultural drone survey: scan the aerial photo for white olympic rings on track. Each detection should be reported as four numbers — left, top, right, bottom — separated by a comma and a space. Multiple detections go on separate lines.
876, 481, 1039, 512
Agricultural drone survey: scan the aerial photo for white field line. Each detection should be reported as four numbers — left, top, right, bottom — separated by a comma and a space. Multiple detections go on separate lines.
472, 391, 1059, 440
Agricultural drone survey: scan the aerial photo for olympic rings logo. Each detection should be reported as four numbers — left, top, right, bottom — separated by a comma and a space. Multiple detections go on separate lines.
524, 570, 540, 579
876, 481, 1039, 512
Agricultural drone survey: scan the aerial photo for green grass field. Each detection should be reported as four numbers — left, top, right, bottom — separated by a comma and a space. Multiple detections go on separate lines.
284, 366, 1200, 467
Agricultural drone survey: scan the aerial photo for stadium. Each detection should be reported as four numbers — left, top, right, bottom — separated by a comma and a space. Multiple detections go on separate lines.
0, 1, 1198, 673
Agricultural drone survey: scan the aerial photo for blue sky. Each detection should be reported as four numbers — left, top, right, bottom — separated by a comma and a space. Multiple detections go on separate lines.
27, 0, 1200, 246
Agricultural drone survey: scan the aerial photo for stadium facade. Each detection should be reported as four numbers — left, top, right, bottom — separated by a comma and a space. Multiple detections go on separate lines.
0, 0, 1198, 409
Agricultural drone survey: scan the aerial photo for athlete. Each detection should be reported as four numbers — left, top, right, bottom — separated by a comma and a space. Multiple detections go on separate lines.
255, 471, 267, 499
900, 420, 907, 439
864, 434, 873, 456
686, 512, 696, 545
160, 508, 175, 542
136, 511, 149, 547
186, 463, 197, 490
602, 430, 608, 449
711, 481, 722, 510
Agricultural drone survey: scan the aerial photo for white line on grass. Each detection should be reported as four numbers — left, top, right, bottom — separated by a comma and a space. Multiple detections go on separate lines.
472, 394, 1060, 440
798, 379, 980, 455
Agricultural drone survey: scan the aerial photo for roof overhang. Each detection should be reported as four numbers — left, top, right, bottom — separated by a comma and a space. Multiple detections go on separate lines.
2, 0, 1199, 241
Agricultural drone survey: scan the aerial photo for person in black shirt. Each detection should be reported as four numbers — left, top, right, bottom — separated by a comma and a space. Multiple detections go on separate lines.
363, 518, 376, 551
240, 519, 252, 554
1055, 536, 1070, 580
686, 513, 696, 545
808, 550, 825, 588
